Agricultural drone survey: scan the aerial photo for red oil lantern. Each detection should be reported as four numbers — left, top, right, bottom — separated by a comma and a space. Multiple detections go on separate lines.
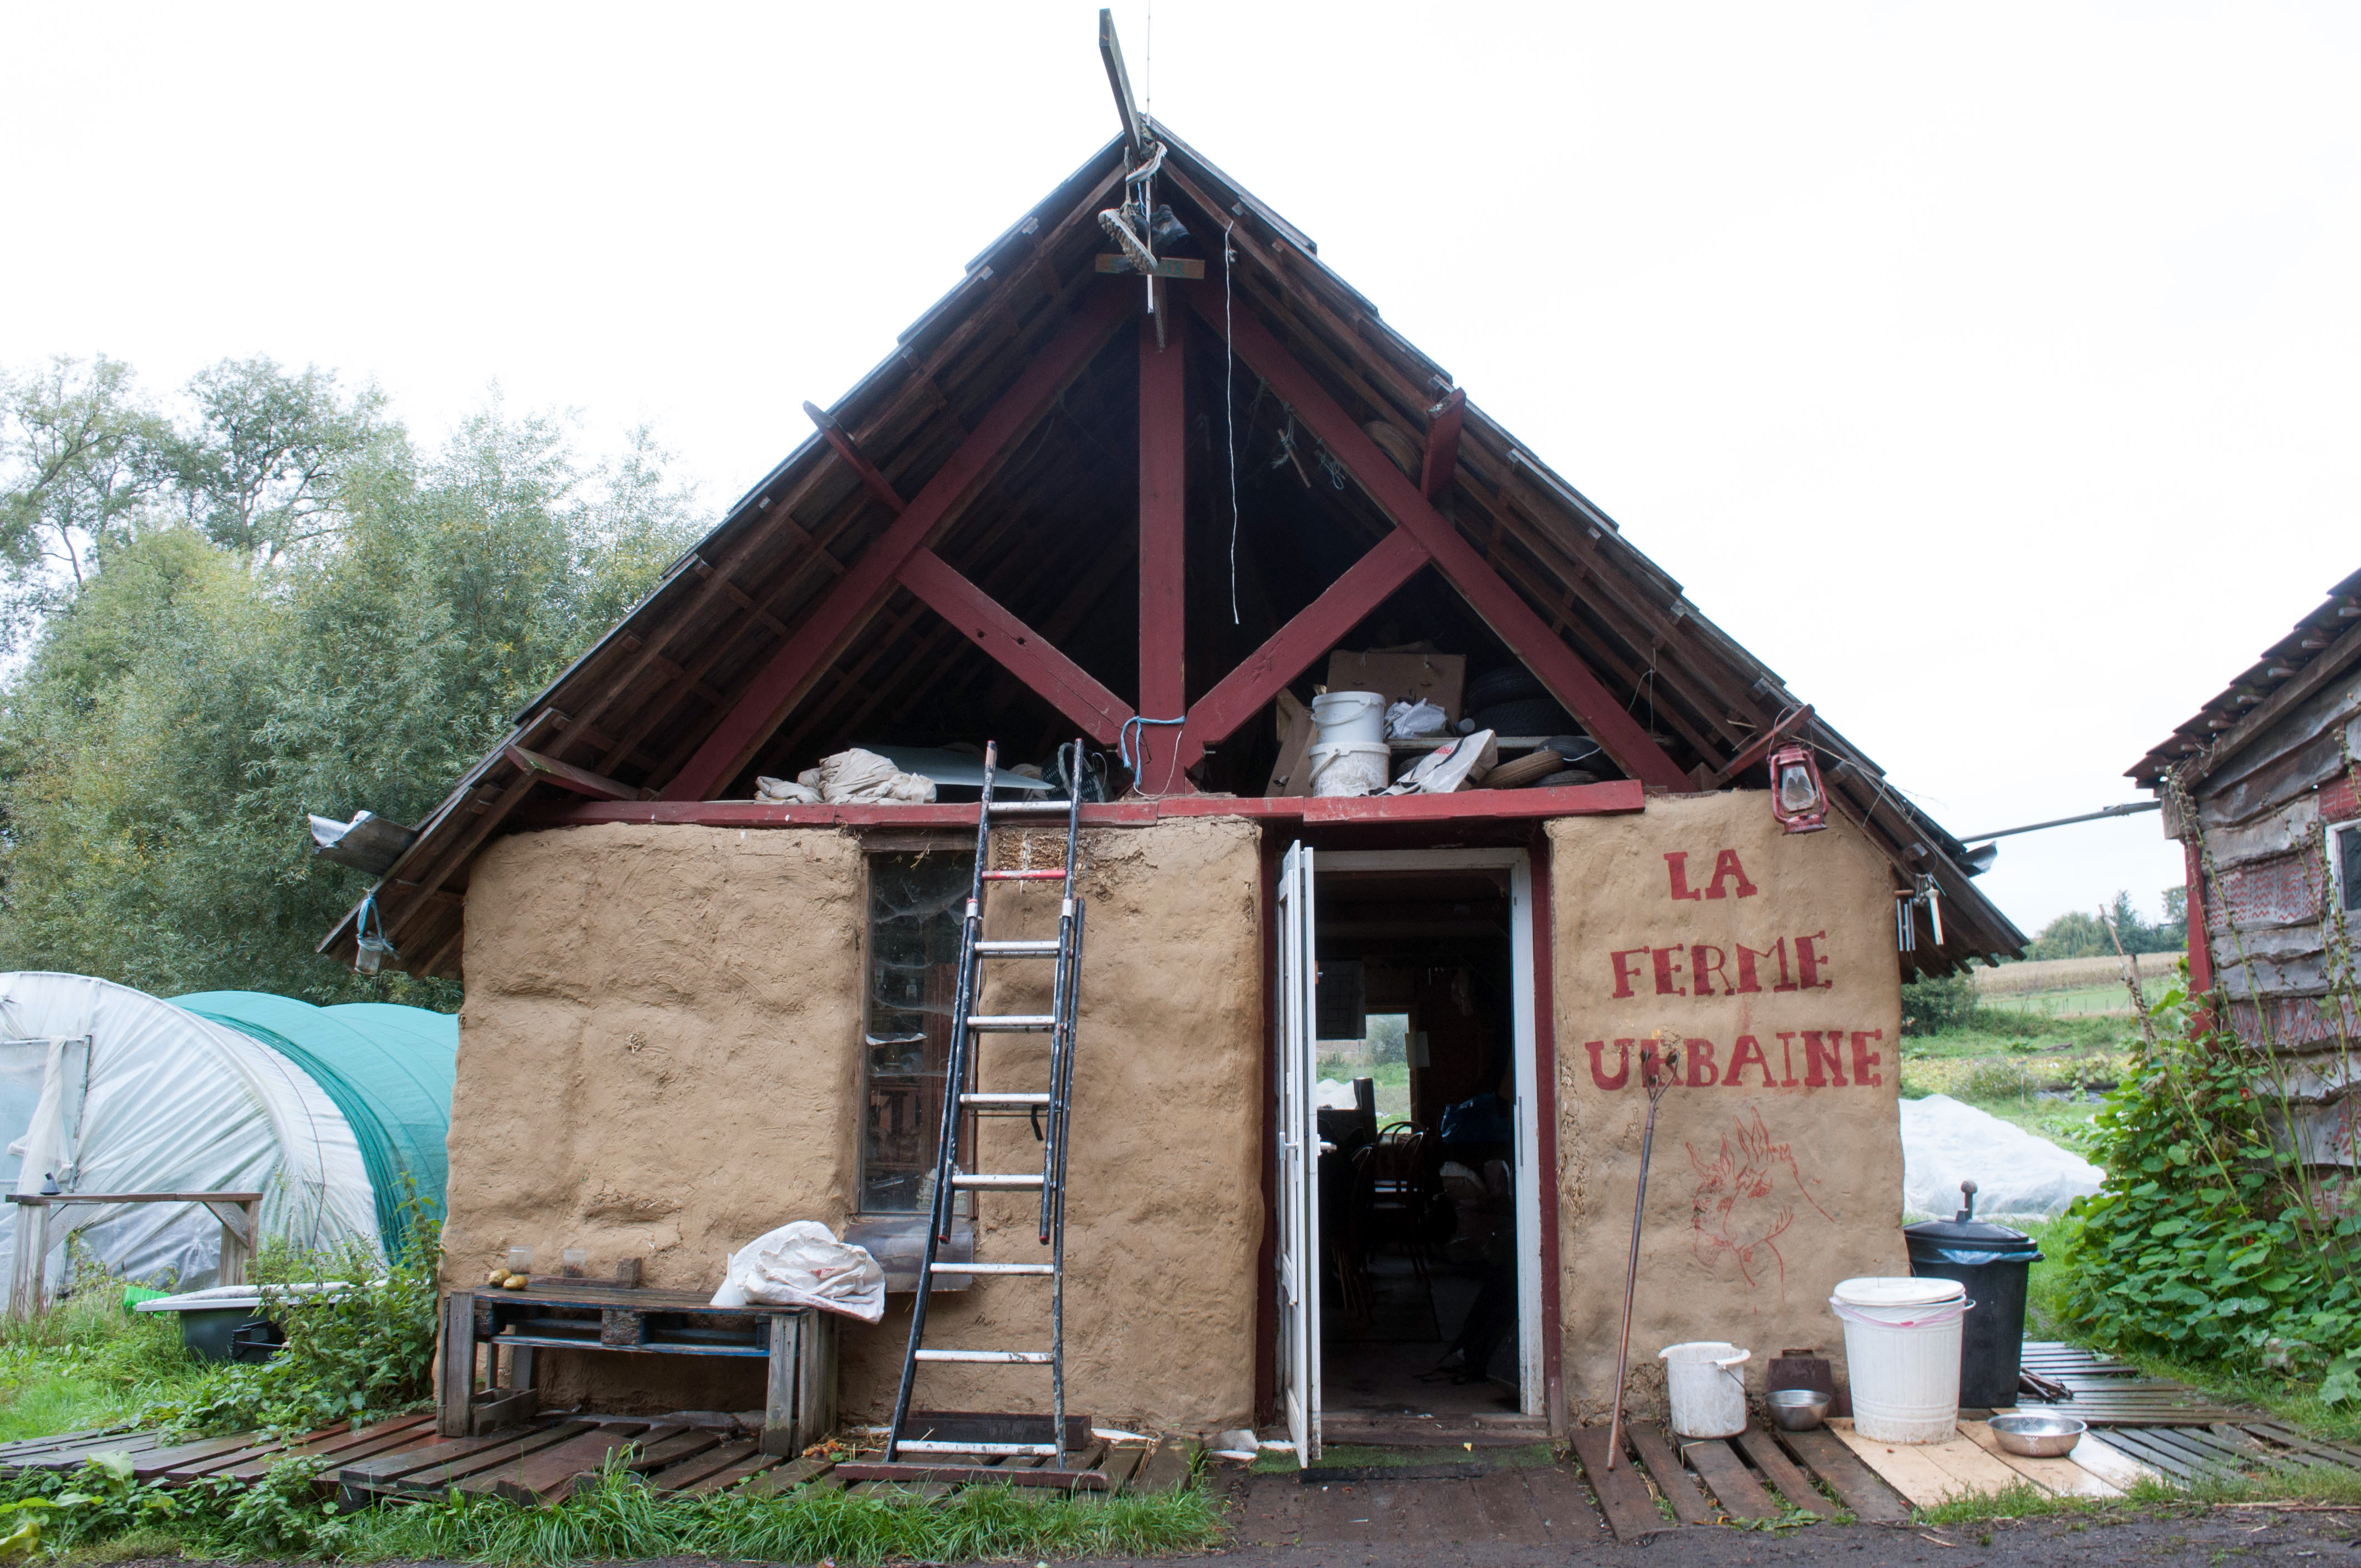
1768, 742, 1829, 834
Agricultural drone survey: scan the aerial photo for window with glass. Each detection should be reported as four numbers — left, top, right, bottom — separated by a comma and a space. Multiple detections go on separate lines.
860, 850, 972, 1213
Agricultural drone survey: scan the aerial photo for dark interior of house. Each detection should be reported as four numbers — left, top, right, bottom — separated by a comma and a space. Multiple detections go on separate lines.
1312, 866, 1523, 1419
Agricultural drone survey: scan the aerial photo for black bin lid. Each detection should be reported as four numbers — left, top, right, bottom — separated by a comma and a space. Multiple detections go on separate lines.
1903, 1181, 2044, 1260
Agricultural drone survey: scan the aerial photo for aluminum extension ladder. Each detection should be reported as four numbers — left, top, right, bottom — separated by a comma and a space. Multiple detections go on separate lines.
881, 739, 1087, 1473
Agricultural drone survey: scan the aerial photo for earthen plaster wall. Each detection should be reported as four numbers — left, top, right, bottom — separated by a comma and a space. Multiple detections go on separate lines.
1548, 792, 1906, 1423
449, 816, 1264, 1433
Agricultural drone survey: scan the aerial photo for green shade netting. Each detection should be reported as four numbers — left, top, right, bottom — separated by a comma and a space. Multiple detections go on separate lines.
171, 992, 456, 1255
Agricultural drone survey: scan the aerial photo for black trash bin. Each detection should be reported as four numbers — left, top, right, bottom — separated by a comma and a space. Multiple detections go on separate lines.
1903, 1180, 2044, 1410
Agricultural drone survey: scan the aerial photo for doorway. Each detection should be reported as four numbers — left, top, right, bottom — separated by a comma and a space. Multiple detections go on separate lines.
1272, 846, 1543, 1464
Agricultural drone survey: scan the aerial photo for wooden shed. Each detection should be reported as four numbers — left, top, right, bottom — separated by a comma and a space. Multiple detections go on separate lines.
2132, 567, 2361, 1171
324, 111, 2023, 1455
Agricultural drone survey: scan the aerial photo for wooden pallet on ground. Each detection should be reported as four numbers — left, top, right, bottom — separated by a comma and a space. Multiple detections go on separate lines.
0, 1416, 1172, 1509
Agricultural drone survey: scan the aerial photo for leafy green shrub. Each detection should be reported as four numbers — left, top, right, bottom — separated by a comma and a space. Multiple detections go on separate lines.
145, 1193, 439, 1437
1901, 972, 1981, 1035
2058, 977, 2361, 1402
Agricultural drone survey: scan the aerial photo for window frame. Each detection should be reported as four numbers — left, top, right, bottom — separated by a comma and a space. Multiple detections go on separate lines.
855, 833, 976, 1220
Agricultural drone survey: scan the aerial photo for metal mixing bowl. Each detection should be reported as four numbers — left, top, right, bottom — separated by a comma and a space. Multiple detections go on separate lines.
1766, 1389, 1832, 1431
1989, 1412, 2087, 1457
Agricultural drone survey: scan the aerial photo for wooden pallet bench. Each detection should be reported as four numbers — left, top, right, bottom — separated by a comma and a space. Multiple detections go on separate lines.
441, 1283, 836, 1457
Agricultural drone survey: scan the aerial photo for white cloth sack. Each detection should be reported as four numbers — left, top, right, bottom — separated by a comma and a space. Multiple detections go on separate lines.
1383, 730, 1498, 794
1899, 1093, 2104, 1220
799, 749, 938, 805
709, 1221, 886, 1323
754, 776, 822, 804
1384, 699, 1449, 740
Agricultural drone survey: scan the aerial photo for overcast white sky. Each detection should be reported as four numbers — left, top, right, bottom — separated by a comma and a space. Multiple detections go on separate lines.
8, 3, 2355, 940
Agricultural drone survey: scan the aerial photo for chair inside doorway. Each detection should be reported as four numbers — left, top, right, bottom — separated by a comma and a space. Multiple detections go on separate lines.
1313, 865, 1522, 1420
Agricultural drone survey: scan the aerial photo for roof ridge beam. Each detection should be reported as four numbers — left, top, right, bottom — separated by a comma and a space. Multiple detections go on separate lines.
1180, 282, 1690, 791
661, 282, 1138, 801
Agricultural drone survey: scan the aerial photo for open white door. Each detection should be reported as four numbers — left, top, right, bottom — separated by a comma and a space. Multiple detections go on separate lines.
1275, 842, 1320, 1466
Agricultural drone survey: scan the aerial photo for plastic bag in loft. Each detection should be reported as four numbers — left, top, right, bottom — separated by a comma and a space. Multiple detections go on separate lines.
709, 1221, 886, 1323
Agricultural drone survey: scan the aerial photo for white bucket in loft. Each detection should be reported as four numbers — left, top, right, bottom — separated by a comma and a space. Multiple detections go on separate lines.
0, 973, 381, 1301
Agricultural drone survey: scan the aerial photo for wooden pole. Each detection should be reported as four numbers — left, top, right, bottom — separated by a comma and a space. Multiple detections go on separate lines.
1136, 310, 1190, 791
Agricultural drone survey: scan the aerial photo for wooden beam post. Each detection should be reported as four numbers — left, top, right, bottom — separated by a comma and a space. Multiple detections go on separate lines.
1180, 283, 1690, 791
438, 1292, 477, 1437
1136, 309, 1190, 791
662, 284, 1135, 802
804, 402, 908, 516
894, 547, 1137, 745
1176, 527, 1429, 768
1420, 388, 1465, 499
503, 744, 652, 803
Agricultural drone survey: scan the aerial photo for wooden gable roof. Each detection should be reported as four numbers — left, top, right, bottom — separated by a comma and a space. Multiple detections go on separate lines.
322, 124, 2024, 981
2132, 566, 2361, 793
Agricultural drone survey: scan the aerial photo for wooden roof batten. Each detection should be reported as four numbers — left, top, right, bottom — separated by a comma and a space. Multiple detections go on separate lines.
318, 75, 2024, 981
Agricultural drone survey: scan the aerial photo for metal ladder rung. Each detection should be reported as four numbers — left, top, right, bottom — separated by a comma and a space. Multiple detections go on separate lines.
952, 1173, 1045, 1189
897, 1438, 1059, 1453
912, 1349, 1055, 1364
967, 1014, 1054, 1031
961, 1092, 1050, 1106
985, 800, 1075, 815
974, 940, 1061, 955
982, 869, 1068, 881
934, 1262, 1055, 1275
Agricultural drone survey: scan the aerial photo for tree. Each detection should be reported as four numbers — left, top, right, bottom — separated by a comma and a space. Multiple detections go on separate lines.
0, 367, 702, 1005
160, 358, 392, 564
0, 357, 161, 621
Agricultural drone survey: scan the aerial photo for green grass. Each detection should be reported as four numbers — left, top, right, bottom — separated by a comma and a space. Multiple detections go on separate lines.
0, 1291, 213, 1444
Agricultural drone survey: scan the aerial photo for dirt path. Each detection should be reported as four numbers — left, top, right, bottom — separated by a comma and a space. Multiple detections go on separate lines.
1115, 1508, 2361, 1565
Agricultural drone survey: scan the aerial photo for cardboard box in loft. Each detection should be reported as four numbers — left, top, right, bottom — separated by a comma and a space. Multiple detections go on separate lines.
1325, 649, 1466, 722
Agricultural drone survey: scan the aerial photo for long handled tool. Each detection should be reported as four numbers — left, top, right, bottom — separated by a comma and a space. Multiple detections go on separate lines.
1605, 1043, 1678, 1470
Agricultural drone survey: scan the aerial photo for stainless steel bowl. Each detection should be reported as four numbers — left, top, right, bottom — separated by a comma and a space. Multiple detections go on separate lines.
1766, 1389, 1832, 1431
1989, 1412, 2087, 1457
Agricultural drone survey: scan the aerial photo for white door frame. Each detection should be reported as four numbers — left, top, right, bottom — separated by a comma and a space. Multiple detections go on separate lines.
1315, 848, 1544, 1417
1274, 843, 1321, 1464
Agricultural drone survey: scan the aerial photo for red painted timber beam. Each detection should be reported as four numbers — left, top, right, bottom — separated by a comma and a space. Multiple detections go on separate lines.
1180, 283, 1690, 791
1420, 387, 1465, 500
804, 401, 908, 515
895, 546, 1135, 746
1176, 527, 1429, 767
663, 285, 1136, 800
504, 744, 651, 802
521, 778, 1645, 830
1136, 311, 1190, 790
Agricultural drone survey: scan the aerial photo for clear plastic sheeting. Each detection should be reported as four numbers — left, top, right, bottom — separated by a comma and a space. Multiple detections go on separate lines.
1899, 1093, 2104, 1220
0, 973, 380, 1295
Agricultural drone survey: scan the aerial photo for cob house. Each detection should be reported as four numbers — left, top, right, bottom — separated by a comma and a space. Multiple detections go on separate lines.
321, 70, 2025, 1458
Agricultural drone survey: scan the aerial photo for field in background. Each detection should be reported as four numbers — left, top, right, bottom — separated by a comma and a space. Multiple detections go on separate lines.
1976, 951, 2181, 1017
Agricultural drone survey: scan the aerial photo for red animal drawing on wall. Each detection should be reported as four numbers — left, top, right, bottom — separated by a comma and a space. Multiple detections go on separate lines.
1687, 1107, 1833, 1288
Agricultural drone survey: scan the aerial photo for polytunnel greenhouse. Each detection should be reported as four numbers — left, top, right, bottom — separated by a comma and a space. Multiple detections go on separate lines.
0, 973, 456, 1301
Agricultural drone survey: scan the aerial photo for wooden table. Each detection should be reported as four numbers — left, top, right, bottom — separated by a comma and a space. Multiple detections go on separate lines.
7, 1191, 262, 1318
440, 1281, 836, 1455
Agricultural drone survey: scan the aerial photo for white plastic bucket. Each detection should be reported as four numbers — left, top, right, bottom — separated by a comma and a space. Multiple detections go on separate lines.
1307, 741, 1390, 797
1659, 1341, 1750, 1439
1831, 1277, 1972, 1444
1311, 691, 1387, 746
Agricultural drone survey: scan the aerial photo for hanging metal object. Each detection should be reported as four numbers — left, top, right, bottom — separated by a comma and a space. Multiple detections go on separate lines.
1767, 742, 1829, 834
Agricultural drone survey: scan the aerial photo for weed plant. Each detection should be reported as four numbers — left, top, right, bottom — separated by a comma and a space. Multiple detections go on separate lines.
140, 1190, 441, 1438
0, 1452, 1223, 1564
0, 1289, 204, 1444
